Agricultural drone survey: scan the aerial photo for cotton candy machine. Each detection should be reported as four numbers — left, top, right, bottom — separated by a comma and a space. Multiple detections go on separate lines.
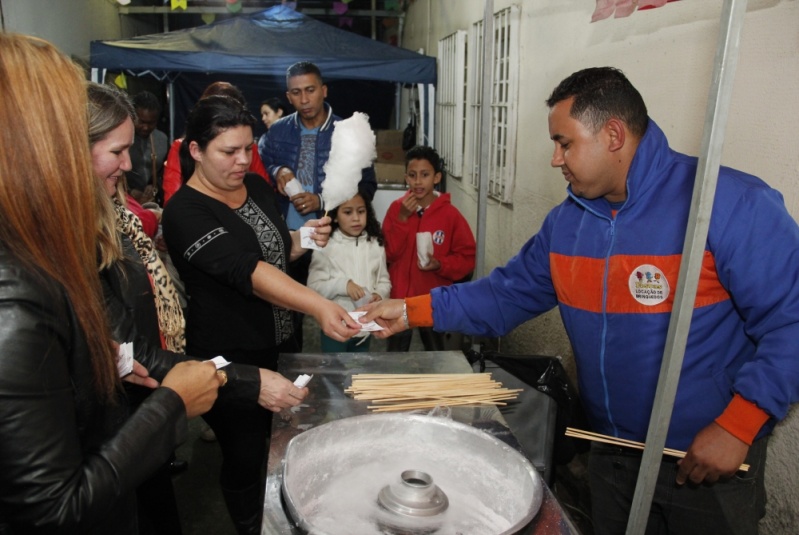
281, 413, 542, 535
262, 351, 581, 535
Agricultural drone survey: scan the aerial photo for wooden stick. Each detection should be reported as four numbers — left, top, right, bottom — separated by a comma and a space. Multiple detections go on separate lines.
565, 427, 749, 472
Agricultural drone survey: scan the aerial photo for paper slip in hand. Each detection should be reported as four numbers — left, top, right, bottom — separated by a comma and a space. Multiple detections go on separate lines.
206, 356, 232, 369
349, 310, 384, 332
293, 374, 313, 388
116, 342, 134, 377
300, 226, 323, 250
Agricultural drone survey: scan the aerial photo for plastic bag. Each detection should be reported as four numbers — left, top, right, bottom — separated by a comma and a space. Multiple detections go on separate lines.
402, 113, 416, 151
465, 349, 589, 466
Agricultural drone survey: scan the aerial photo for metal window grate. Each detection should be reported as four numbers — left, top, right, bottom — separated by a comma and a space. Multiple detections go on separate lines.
436, 30, 467, 178
465, 5, 519, 203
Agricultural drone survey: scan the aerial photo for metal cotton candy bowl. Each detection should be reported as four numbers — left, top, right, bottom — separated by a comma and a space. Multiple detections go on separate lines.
282, 413, 543, 535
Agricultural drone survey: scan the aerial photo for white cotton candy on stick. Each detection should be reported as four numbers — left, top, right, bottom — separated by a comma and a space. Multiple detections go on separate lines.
321, 112, 376, 212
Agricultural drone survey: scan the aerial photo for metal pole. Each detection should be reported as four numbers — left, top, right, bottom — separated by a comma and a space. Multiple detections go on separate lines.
475, 0, 494, 279
167, 81, 175, 143
625, 0, 749, 532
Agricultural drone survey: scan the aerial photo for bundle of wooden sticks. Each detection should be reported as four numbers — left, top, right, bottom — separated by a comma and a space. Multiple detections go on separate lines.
345, 373, 522, 412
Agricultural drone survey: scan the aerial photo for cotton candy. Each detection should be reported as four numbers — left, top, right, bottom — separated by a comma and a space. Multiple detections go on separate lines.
321, 112, 376, 211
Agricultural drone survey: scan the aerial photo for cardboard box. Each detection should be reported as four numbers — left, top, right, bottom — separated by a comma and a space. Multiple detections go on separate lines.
374, 162, 407, 184
376, 145, 406, 165
376, 129, 404, 147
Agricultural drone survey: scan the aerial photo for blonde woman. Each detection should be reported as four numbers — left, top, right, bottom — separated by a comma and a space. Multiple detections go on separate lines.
87, 82, 313, 533
0, 33, 222, 534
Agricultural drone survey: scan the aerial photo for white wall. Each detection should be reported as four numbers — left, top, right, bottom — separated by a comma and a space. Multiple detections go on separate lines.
402, 0, 799, 531
2, 0, 154, 62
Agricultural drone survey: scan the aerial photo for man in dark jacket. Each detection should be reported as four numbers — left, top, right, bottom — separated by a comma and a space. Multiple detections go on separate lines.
259, 61, 377, 350
259, 61, 377, 228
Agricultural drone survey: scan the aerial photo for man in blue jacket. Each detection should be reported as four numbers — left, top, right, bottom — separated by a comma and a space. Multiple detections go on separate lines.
259, 61, 377, 350
259, 61, 377, 228
363, 67, 799, 534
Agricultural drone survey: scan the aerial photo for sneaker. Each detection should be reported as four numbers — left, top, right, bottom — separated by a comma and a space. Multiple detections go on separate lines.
200, 425, 217, 442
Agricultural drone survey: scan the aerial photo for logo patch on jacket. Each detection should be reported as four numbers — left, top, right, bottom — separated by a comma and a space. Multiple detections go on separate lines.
432, 230, 445, 245
628, 264, 670, 306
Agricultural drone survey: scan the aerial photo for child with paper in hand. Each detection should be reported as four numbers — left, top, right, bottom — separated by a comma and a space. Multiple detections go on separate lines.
382, 146, 476, 352
307, 192, 390, 352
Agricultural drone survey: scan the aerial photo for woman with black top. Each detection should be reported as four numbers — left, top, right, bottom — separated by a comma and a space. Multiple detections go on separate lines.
162, 95, 360, 534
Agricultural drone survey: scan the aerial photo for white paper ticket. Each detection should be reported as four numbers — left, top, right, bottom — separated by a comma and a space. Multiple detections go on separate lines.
294, 374, 313, 387
206, 356, 232, 369
300, 227, 323, 250
116, 342, 134, 377
349, 310, 384, 332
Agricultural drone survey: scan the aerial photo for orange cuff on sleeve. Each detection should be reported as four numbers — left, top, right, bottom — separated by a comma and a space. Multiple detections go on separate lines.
714, 393, 770, 445
406, 294, 434, 328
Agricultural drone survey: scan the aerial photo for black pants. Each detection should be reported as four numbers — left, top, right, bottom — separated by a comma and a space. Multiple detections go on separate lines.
588, 436, 768, 535
386, 327, 446, 352
188, 340, 295, 534
288, 249, 312, 351
125, 384, 183, 535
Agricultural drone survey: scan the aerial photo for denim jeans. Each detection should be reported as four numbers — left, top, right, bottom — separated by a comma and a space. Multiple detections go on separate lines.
588, 436, 768, 535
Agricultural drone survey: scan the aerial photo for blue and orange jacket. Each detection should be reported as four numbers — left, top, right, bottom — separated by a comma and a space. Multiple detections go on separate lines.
428, 120, 799, 450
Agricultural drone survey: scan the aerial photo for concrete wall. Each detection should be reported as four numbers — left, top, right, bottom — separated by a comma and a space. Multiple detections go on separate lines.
402, 0, 799, 531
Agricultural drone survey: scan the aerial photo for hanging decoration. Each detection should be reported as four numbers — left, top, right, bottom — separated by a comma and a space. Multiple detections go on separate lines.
592, 0, 678, 22
385, 0, 400, 10
170, 0, 187, 11
114, 72, 128, 90
333, 2, 349, 15
116, 0, 132, 5
226, 0, 242, 14
201, 13, 216, 24
338, 16, 353, 28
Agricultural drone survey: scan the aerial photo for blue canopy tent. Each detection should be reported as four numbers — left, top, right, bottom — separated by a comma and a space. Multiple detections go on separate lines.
90, 4, 436, 139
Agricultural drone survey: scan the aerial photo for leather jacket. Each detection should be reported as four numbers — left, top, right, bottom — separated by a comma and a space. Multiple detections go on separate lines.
102, 234, 261, 408
0, 244, 187, 534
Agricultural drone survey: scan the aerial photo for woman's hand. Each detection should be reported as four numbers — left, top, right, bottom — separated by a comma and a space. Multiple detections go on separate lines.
257, 369, 309, 413
359, 299, 407, 338
161, 361, 221, 418
347, 280, 366, 301
305, 216, 332, 246
312, 300, 362, 342
122, 360, 160, 389
291, 216, 332, 260
369, 293, 383, 303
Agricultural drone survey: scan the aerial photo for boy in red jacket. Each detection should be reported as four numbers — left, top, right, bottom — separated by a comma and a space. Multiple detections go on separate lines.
382, 146, 476, 351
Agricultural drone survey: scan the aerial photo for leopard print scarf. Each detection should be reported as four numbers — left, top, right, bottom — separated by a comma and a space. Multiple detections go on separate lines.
114, 201, 186, 353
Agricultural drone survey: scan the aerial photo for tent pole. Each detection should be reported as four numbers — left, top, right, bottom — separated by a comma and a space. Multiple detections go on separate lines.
475, 0, 494, 279
371, 0, 376, 40
427, 83, 435, 147
625, 1, 749, 532
394, 83, 401, 131
167, 81, 175, 143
